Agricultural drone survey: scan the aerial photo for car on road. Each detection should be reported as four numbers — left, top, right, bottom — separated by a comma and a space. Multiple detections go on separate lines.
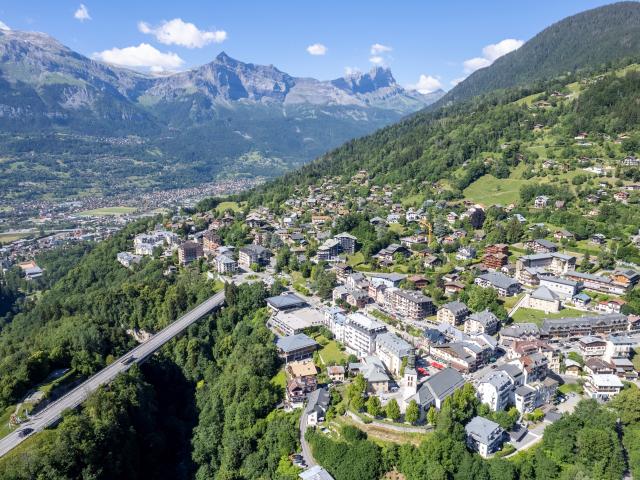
18, 428, 34, 438
121, 356, 136, 365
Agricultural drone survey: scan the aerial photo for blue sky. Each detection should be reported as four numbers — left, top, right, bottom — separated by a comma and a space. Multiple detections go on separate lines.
0, 0, 622, 91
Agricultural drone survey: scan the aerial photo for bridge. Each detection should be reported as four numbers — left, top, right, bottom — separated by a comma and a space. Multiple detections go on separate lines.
0, 289, 226, 458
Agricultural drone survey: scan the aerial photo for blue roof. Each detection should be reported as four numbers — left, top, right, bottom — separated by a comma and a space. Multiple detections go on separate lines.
276, 333, 319, 353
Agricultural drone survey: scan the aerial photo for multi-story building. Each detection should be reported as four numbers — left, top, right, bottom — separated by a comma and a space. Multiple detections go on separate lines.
133, 229, 179, 256
524, 239, 558, 254
334, 232, 357, 254
507, 340, 561, 374
464, 310, 500, 335
317, 238, 342, 262
215, 255, 237, 274
437, 301, 470, 326
578, 336, 607, 357
476, 371, 514, 411
343, 312, 387, 357
374, 332, 412, 376
482, 252, 508, 270
475, 272, 521, 296
238, 244, 271, 269
564, 271, 627, 295
515, 252, 576, 283
584, 374, 623, 400
603, 335, 634, 362
465, 416, 505, 458
515, 378, 558, 413
384, 288, 436, 321
202, 231, 221, 252
538, 275, 580, 300
540, 313, 629, 339
178, 241, 204, 265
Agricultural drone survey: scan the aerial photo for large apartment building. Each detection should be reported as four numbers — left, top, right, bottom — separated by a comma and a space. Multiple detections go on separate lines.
384, 288, 436, 321
343, 312, 387, 357
238, 244, 271, 269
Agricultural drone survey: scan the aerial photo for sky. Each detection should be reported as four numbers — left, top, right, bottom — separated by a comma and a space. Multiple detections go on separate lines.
0, 0, 623, 92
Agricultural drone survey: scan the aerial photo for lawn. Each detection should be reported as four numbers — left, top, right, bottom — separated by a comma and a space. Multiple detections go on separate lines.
270, 368, 287, 389
78, 206, 136, 216
558, 382, 583, 395
463, 174, 527, 206
511, 307, 584, 326
347, 251, 365, 267
216, 201, 242, 213
387, 223, 406, 235
315, 336, 347, 365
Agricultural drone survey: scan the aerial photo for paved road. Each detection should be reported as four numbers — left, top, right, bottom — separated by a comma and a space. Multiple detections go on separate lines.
299, 412, 317, 468
0, 290, 225, 458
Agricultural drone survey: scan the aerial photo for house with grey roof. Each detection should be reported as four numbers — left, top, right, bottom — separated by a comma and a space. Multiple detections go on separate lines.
526, 286, 560, 313
499, 323, 540, 345
464, 309, 500, 335
465, 416, 505, 458
299, 466, 334, 480
475, 272, 521, 296
349, 356, 391, 394
305, 387, 331, 426
410, 367, 465, 413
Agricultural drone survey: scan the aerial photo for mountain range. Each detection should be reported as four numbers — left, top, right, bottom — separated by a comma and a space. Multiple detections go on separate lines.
0, 30, 444, 135
0, 28, 442, 201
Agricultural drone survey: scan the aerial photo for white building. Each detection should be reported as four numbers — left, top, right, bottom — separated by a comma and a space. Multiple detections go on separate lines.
584, 374, 623, 400
215, 255, 237, 274
343, 312, 387, 357
476, 371, 514, 412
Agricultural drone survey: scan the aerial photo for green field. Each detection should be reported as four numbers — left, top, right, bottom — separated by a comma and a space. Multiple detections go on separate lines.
463, 175, 527, 206
0, 231, 33, 243
78, 206, 136, 216
216, 201, 243, 213
511, 307, 584, 326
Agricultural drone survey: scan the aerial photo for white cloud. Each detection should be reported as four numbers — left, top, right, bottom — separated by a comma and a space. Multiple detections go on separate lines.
74, 4, 91, 22
370, 43, 392, 55
91, 43, 184, 71
369, 56, 384, 65
0, 20, 10, 30
344, 66, 361, 76
462, 38, 524, 74
407, 74, 443, 94
463, 57, 491, 74
138, 18, 226, 49
482, 38, 524, 62
306, 43, 327, 56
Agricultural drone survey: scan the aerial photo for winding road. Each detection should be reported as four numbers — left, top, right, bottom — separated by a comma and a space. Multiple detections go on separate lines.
0, 290, 226, 458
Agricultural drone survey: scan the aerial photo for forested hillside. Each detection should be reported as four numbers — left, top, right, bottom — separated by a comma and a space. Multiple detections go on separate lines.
435, 1, 640, 106
242, 59, 640, 211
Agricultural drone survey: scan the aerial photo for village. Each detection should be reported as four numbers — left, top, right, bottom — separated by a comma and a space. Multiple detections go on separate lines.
101, 149, 640, 463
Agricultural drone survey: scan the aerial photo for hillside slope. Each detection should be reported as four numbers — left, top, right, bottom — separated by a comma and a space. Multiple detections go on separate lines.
242, 61, 640, 210
435, 2, 640, 107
